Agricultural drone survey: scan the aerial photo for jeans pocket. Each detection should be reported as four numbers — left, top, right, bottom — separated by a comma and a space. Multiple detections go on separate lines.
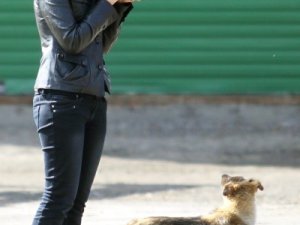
33, 104, 40, 130
50, 97, 78, 114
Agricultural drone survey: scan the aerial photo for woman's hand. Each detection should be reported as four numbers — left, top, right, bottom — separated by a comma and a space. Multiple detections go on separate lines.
107, 0, 135, 5
117, 0, 135, 3
107, 0, 118, 5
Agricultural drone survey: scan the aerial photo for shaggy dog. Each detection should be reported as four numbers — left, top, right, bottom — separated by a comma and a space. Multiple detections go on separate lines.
126, 174, 263, 225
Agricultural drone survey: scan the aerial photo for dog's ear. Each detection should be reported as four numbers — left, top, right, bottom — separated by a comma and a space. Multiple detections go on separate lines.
221, 174, 230, 185
222, 175, 245, 185
223, 183, 238, 197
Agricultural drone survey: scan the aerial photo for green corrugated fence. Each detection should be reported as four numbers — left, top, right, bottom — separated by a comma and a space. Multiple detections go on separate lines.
1, 0, 300, 95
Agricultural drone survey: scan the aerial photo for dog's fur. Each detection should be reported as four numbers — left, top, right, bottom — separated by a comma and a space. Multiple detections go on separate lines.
126, 175, 263, 225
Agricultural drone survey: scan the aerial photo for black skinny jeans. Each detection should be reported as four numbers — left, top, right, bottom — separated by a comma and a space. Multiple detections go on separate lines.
32, 91, 107, 225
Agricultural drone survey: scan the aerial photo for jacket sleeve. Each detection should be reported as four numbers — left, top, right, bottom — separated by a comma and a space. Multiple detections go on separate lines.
39, 0, 119, 54
103, 3, 133, 53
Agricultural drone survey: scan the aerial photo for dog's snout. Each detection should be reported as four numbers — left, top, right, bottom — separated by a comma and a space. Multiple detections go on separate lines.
249, 179, 264, 191
257, 182, 264, 191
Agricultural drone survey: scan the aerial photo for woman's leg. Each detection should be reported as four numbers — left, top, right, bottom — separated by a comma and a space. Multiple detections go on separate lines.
32, 94, 87, 225
63, 97, 107, 225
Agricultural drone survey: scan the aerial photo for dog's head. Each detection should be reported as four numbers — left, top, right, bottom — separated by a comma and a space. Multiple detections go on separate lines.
221, 174, 263, 200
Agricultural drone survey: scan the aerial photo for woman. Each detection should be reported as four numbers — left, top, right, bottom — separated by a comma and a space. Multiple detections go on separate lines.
32, 0, 134, 224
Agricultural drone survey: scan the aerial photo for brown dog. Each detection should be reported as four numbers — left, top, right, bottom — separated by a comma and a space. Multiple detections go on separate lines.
126, 175, 263, 225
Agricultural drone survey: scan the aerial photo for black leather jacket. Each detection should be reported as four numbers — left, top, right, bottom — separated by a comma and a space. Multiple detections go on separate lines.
34, 0, 133, 96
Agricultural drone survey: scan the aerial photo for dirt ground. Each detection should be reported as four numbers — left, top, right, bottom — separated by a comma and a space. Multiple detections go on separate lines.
0, 97, 299, 225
